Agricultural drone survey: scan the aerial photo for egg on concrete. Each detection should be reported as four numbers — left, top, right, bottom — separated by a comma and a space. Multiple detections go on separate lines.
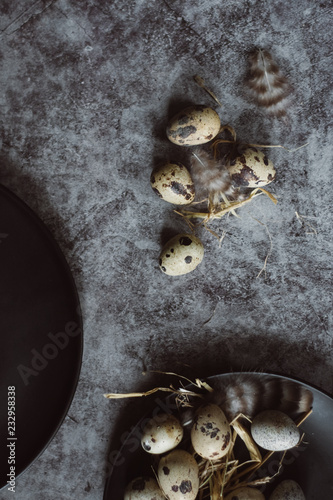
224, 486, 266, 500
124, 476, 165, 500
191, 404, 232, 460
166, 105, 221, 146
141, 413, 183, 454
159, 233, 204, 276
269, 479, 305, 500
251, 410, 301, 451
227, 147, 276, 188
158, 449, 199, 500
150, 162, 195, 205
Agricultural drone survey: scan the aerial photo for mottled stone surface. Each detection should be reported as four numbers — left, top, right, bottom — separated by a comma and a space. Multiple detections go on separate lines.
0, 0, 332, 498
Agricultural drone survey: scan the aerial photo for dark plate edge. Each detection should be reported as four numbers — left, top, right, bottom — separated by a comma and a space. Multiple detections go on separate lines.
0, 184, 84, 490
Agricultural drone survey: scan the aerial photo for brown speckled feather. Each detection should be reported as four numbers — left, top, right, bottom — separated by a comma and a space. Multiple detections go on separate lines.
190, 149, 239, 205
206, 373, 313, 421
247, 49, 291, 117
181, 374, 313, 427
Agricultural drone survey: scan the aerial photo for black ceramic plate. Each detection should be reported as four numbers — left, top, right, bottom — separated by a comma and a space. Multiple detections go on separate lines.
104, 372, 333, 499
0, 185, 82, 490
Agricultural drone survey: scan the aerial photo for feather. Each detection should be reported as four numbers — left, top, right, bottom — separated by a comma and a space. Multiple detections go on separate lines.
190, 149, 235, 204
208, 373, 313, 421
180, 373, 313, 427
247, 49, 291, 117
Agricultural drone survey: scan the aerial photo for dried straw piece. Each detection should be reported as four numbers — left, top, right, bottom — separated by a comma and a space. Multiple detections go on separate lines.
246, 142, 309, 153
295, 211, 318, 235
198, 455, 239, 500
104, 372, 213, 403
252, 216, 274, 279
193, 75, 222, 107
146, 370, 214, 394
103, 386, 202, 401
231, 418, 262, 463
175, 187, 277, 223
211, 125, 308, 155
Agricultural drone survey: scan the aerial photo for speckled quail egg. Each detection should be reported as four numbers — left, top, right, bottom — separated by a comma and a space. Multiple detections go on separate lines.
166, 105, 221, 146
141, 413, 183, 454
227, 147, 276, 188
150, 162, 195, 205
191, 404, 231, 460
269, 479, 305, 500
224, 486, 266, 500
158, 449, 199, 500
159, 233, 204, 276
124, 476, 165, 500
251, 410, 300, 451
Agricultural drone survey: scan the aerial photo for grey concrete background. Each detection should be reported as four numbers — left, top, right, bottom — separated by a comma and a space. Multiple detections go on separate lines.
0, 0, 332, 499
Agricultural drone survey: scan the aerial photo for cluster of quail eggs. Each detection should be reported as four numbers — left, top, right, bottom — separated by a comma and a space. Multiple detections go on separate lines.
124, 404, 306, 499
151, 104, 276, 276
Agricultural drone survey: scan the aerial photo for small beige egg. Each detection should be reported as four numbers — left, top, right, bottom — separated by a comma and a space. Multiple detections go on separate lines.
251, 410, 300, 451
224, 486, 265, 500
227, 147, 276, 188
159, 233, 204, 276
124, 476, 165, 500
150, 162, 195, 205
191, 404, 231, 460
158, 449, 199, 500
166, 105, 221, 146
269, 480, 305, 500
141, 413, 183, 454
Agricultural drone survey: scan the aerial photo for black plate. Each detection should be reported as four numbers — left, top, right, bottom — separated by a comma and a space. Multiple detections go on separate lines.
0, 185, 83, 490
104, 372, 333, 499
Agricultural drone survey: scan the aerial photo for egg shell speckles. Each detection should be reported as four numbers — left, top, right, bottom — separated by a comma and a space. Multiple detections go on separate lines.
251, 410, 301, 451
191, 404, 232, 460
166, 105, 221, 146
269, 480, 305, 500
150, 162, 195, 205
224, 486, 266, 500
124, 476, 165, 500
158, 449, 199, 500
159, 234, 204, 276
227, 147, 276, 188
141, 413, 184, 455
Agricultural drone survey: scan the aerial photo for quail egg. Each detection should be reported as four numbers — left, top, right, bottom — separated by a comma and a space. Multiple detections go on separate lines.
124, 476, 165, 500
224, 486, 265, 499
158, 449, 199, 500
141, 413, 183, 454
251, 410, 300, 451
191, 404, 231, 460
166, 105, 221, 146
150, 162, 195, 205
269, 479, 305, 500
159, 233, 204, 276
228, 147, 276, 188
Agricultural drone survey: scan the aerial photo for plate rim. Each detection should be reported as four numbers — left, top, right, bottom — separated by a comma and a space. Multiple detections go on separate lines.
0, 183, 83, 490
